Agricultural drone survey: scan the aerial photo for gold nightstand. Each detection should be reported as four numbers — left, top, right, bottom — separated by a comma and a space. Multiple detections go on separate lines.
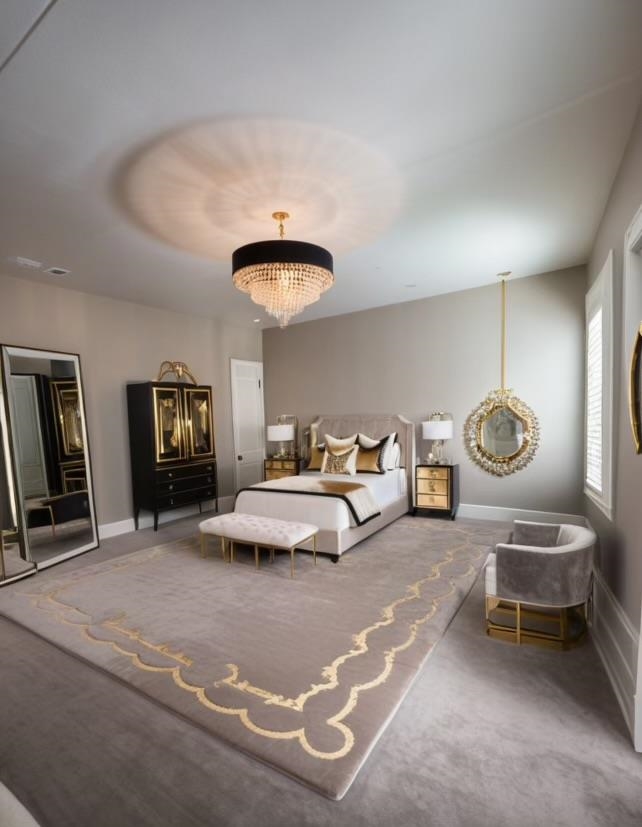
264, 457, 303, 481
414, 464, 459, 520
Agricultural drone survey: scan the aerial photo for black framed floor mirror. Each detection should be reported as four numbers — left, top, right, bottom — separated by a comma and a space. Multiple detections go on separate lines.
0, 345, 99, 585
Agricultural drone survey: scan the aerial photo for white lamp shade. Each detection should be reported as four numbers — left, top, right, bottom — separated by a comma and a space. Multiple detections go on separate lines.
422, 420, 453, 440
267, 424, 295, 442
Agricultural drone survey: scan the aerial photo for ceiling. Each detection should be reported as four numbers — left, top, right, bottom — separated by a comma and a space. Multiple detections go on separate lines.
1, 0, 641, 329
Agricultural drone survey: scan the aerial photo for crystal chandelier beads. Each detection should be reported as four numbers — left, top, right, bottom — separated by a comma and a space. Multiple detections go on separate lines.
233, 260, 334, 327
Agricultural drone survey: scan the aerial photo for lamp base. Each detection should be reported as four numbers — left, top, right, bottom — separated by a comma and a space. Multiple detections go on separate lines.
427, 439, 450, 465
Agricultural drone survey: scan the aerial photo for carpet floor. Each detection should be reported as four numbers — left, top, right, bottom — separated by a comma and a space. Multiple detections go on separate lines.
0, 516, 507, 799
1, 514, 641, 826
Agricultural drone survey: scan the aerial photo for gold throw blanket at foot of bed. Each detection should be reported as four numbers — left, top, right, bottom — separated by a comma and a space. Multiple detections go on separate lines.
237, 476, 381, 526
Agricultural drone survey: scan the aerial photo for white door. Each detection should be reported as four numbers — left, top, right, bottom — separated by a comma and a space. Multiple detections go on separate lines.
230, 359, 265, 491
10, 375, 49, 499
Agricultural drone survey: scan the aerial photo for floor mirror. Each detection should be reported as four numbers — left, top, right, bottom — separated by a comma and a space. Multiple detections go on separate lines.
0, 345, 98, 584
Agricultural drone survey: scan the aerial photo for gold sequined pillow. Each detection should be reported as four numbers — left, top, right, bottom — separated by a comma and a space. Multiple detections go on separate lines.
321, 444, 359, 475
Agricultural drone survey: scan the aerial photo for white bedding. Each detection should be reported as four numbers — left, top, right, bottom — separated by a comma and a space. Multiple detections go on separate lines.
234, 469, 407, 533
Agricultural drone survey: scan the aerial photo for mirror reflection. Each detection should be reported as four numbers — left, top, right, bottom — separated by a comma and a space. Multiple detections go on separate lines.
0, 345, 98, 582
480, 406, 525, 459
464, 388, 540, 477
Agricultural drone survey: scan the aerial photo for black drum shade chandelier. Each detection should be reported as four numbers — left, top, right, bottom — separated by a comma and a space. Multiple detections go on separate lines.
232, 211, 334, 327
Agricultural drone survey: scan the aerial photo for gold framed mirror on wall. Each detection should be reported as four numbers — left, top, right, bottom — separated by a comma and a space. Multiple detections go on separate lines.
629, 323, 642, 454
464, 273, 540, 476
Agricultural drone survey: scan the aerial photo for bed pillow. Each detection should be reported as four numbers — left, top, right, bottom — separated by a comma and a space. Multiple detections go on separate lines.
355, 444, 385, 474
325, 433, 358, 454
306, 443, 325, 471
357, 433, 380, 450
358, 432, 397, 469
390, 441, 401, 468
379, 432, 398, 470
321, 444, 359, 475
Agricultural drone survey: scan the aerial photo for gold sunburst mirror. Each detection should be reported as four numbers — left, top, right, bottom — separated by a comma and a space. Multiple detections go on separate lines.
464, 273, 540, 476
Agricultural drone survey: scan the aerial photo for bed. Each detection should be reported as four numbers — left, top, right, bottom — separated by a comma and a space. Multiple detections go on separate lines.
234, 414, 415, 558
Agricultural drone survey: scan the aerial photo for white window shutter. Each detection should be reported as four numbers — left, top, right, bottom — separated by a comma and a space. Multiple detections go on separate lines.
584, 250, 613, 520
585, 308, 602, 493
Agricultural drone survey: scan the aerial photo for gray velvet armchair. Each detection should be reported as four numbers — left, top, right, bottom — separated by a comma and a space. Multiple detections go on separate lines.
485, 520, 596, 649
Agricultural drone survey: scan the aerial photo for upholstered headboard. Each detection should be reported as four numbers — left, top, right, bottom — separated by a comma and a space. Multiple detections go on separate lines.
310, 413, 415, 508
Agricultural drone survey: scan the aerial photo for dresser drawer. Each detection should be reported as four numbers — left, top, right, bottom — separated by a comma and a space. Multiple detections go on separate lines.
156, 486, 216, 510
416, 466, 450, 481
265, 459, 298, 471
156, 462, 215, 484
417, 478, 449, 496
156, 472, 215, 495
416, 493, 449, 509
265, 469, 297, 481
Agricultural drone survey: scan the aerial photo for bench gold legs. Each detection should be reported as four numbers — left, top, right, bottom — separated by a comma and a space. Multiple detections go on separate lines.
200, 531, 318, 578
201, 534, 231, 562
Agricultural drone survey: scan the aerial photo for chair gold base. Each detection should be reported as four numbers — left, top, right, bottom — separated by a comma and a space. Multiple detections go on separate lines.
485, 597, 588, 651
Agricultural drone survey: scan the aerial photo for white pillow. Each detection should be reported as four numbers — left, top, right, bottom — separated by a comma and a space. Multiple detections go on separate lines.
325, 433, 358, 454
390, 441, 401, 468
357, 433, 380, 450
378, 432, 397, 469
321, 444, 359, 475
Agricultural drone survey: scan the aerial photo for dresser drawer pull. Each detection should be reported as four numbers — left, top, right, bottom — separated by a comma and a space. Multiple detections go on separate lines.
168, 484, 174, 491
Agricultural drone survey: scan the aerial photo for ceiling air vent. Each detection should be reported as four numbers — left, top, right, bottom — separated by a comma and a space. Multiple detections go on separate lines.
46, 267, 71, 276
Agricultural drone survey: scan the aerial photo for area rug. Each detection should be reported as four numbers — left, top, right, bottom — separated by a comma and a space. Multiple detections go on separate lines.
0, 516, 507, 800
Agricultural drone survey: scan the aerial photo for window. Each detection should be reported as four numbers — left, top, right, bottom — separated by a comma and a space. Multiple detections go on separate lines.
584, 250, 613, 519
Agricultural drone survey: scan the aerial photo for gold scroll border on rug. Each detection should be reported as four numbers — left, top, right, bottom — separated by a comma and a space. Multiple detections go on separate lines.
19, 530, 483, 761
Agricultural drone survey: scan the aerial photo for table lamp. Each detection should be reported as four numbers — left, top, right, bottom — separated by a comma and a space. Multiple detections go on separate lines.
266, 423, 295, 458
421, 418, 454, 464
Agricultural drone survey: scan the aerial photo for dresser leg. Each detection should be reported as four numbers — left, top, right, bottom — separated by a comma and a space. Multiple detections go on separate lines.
154, 511, 159, 531
134, 508, 140, 530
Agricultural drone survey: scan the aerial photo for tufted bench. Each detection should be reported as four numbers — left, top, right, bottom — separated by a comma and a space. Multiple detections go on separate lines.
198, 512, 318, 578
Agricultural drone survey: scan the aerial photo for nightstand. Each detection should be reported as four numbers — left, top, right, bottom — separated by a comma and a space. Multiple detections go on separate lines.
264, 457, 303, 481
414, 464, 459, 520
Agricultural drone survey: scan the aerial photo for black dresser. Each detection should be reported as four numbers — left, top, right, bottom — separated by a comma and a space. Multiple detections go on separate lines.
126, 381, 218, 530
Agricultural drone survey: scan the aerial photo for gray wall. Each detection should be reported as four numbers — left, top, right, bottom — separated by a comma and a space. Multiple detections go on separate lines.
0, 272, 262, 525
586, 100, 642, 631
263, 266, 586, 515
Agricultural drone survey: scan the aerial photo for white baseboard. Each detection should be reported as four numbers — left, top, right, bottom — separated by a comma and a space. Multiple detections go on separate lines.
98, 496, 235, 540
457, 503, 586, 525
591, 567, 639, 745
98, 518, 135, 539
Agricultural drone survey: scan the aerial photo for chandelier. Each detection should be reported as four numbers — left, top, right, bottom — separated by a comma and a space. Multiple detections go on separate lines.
232, 212, 334, 327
